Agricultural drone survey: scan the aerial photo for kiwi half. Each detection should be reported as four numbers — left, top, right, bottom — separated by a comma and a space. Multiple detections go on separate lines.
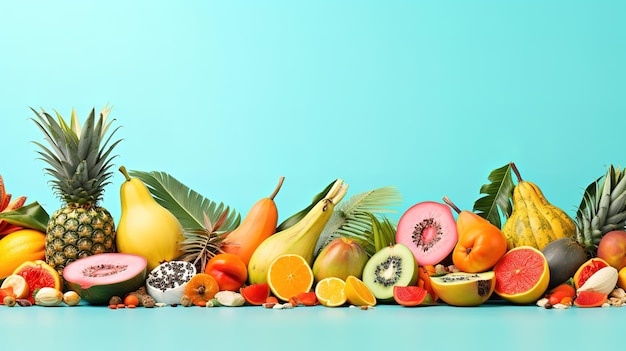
362, 243, 418, 302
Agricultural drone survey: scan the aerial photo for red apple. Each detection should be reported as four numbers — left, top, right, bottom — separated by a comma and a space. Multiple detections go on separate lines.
597, 230, 626, 270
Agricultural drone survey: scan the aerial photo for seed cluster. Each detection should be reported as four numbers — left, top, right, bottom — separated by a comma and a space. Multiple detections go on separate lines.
374, 256, 403, 287
412, 218, 442, 252
82, 264, 128, 277
146, 261, 195, 292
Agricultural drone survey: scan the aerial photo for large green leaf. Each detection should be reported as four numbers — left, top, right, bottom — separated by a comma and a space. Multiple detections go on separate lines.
276, 179, 336, 232
472, 163, 515, 229
0, 201, 50, 232
314, 186, 402, 256
128, 170, 240, 232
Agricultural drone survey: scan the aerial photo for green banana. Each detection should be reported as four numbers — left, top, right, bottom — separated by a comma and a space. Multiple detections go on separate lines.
247, 179, 348, 285
276, 179, 337, 232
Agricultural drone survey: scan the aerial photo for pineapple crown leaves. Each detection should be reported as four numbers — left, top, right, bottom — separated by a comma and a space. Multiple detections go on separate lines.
314, 186, 402, 256
472, 162, 515, 229
575, 164, 626, 254
128, 170, 241, 233
30, 105, 122, 204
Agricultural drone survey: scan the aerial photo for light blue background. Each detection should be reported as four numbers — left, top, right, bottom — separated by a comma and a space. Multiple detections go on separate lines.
1, 2, 625, 350
3, 0, 624, 223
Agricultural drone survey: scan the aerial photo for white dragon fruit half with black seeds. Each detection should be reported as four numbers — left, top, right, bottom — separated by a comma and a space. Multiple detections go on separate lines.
146, 261, 196, 304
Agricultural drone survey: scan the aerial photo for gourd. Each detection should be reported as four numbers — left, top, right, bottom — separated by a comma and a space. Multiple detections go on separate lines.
502, 177, 577, 251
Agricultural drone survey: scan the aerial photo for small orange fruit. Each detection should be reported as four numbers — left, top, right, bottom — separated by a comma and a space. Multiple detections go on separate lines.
184, 273, 219, 306
344, 275, 376, 307
267, 254, 314, 302
315, 277, 347, 307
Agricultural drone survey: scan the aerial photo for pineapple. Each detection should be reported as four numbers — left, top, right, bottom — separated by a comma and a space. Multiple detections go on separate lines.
575, 165, 626, 256
31, 105, 121, 276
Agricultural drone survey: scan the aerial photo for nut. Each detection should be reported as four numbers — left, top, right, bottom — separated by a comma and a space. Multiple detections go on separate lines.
34, 287, 64, 307
63, 291, 81, 306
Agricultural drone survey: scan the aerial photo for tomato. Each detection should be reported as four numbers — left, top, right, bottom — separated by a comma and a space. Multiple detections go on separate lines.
452, 211, 507, 273
204, 253, 248, 291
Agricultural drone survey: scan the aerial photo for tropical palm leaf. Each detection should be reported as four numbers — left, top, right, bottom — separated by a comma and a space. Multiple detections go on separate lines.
128, 170, 240, 232
472, 163, 515, 229
314, 186, 402, 256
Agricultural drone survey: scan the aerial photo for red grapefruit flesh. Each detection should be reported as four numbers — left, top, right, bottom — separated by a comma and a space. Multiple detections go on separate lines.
573, 258, 609, 290
574, 290, 607, 308
240, 283, 271, 306
393, 285, 428, 306
12, 260, 61, 304
396, 201, 458, 266
493, 246, 550, 304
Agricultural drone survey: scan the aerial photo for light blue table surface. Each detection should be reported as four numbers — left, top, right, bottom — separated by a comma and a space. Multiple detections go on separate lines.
1, 301, 618, 351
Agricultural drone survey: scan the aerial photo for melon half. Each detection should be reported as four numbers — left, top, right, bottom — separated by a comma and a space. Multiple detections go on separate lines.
63, 253, 148, 305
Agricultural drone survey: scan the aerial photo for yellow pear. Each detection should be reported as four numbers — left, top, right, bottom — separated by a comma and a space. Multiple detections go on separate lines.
115, 166, 183, 271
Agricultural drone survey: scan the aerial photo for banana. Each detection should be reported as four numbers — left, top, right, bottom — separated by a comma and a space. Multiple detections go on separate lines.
275, 179, 337, 232
247, 179, 348, 285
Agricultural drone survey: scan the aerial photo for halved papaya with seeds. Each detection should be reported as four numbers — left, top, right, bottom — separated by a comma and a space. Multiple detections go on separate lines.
184, 273, 219, 306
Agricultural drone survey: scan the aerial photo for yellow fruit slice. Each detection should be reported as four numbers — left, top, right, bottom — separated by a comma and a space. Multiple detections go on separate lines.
1, 274, 29, 299
315, 277, 347, 307
344, 275, 376, 307
267, 254, 314, 302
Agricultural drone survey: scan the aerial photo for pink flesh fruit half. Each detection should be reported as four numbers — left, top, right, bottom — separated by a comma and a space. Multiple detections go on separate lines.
62, 253, 148, 305
393, 285, 428, 306
396, 201, 458, 266
494, 248, 544, 295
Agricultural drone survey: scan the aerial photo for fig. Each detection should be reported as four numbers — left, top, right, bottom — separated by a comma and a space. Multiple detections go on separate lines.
312, 237, 369, 282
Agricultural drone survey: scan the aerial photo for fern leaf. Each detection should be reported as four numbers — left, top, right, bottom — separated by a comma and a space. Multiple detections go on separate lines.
129, 170, 240, 231
314, 186, 402, 255
472, 163, 515, 229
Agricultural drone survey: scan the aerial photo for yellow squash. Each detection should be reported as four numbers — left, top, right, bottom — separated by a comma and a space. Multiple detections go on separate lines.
502, 181, 576, 251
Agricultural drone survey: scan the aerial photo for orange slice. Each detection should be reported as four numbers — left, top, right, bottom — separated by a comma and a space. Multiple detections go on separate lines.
315, 277, 347, 307
344, 275, 376, 307
267, 254, 314, 302
0, 274, 29, 299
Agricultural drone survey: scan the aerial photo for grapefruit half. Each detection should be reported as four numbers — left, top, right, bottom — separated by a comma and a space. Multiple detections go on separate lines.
493, 246, 550, 304
12, 260, 61, 303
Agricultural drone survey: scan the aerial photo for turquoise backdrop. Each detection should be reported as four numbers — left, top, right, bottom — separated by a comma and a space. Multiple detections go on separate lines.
1, 1, 625, 350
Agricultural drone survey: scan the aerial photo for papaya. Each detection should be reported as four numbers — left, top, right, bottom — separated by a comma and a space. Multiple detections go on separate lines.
501, 164, 577, 251
221, 177, 284, 266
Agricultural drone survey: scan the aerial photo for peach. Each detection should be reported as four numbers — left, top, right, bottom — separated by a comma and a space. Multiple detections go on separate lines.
597, 230, 626, 271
